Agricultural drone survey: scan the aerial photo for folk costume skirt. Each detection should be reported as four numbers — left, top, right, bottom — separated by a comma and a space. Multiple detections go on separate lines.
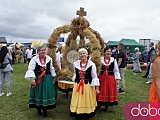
29, 75, 56, 110
70, 82, 97, 119
97, 71, 118, 106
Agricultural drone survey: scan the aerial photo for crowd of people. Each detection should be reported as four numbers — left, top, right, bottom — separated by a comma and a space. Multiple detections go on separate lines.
112, 42, 158, 84
0, 41, 160, 120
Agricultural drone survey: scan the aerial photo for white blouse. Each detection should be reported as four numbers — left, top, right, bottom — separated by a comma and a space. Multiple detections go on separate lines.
101, 56, 121, 80
24, 54, 56, 80
72, 60, 100, 86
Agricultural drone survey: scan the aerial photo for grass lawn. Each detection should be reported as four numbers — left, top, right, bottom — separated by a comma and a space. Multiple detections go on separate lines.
0, 62, 150, 120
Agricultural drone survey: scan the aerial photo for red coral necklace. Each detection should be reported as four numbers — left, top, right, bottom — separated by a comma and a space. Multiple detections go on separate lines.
39, 56, 46, 65
104, 57, 110, 65
80, 60, 88, 71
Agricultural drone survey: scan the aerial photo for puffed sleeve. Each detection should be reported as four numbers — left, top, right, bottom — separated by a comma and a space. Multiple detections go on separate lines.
50, 58, 57, 77
24, 58, 36, 80
91, 63, 100, 86
113, 59, 121, 79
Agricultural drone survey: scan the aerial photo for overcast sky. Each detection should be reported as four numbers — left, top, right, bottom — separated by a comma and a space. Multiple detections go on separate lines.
1, 0, 160, 43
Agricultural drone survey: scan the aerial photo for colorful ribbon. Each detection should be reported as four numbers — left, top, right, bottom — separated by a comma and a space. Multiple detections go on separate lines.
31, 67, 46, 89
77, 79, 84, 94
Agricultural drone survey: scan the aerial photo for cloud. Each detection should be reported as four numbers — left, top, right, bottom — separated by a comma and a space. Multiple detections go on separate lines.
1, 0, 160, 43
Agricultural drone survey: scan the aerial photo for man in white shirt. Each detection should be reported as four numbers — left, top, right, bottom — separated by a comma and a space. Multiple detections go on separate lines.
25, 45, 33, 64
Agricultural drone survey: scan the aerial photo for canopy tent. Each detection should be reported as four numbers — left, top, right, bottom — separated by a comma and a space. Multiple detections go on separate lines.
107, 38, 146, 53
119, 38, 146, 53
106, 41, 119, 46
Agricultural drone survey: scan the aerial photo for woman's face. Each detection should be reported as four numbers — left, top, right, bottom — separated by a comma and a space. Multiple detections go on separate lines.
38, 47, 46, 57
104, 49, 112, 57
79, 51, 88, 60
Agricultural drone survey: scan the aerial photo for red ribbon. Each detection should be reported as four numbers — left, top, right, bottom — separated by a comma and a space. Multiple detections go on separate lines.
31, 67, 46, 89
77, 79, 84, 94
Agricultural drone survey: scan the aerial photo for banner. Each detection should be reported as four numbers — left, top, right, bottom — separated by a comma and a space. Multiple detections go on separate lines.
31, 40, 43, 48
58, 37, 64, 42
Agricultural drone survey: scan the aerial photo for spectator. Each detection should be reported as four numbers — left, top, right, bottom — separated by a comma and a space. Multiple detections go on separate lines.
7, 44, 12, 53
25, 45, 33, 64
125, 47, 130, 60
111, 47, 117, 58
142, 47, 148, 63
22, 47, 26, 64
146, 43, 158, 84
11, 47, 16, 65
117, 43, 126, 94
32, 47, 37, 57
0, 46, 13, 96
132, 47, 141, 75
142, 42, 155, 78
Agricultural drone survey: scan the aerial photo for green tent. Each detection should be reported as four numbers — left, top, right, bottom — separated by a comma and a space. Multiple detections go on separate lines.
119, 38, 146, 53
107, 41, 119, 46
107, 38, 146, 53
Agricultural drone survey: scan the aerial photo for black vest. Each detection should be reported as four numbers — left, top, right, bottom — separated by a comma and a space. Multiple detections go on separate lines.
75, 66, 92, 84
34, 61, 51, 76
100, 61, 114, 75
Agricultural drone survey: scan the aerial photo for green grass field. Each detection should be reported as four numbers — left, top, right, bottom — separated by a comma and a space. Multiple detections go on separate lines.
0, 62, 150, 120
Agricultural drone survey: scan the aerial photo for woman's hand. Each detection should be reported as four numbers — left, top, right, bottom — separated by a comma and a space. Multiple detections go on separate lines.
96, 86, 100, 94
30, 77, 36, 85
52, 77, 56, 84
116, 79, 120, 85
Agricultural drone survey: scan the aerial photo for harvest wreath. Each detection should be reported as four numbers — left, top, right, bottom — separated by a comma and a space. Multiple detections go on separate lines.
47, 7, 105, 80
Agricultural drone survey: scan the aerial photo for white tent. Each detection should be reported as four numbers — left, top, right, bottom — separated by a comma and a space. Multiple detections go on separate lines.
9, 43, 24, 47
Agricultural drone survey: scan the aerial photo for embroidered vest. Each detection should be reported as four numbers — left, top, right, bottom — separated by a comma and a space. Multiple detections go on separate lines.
34, 61, 51, 76
75, 66, 92, 84
100, 61, 114, 75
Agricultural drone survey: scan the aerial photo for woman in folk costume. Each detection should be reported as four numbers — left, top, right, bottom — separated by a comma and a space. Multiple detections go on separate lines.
70, 48, 100, 120
25, 45, 57, 117
97, 46, 120, 112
